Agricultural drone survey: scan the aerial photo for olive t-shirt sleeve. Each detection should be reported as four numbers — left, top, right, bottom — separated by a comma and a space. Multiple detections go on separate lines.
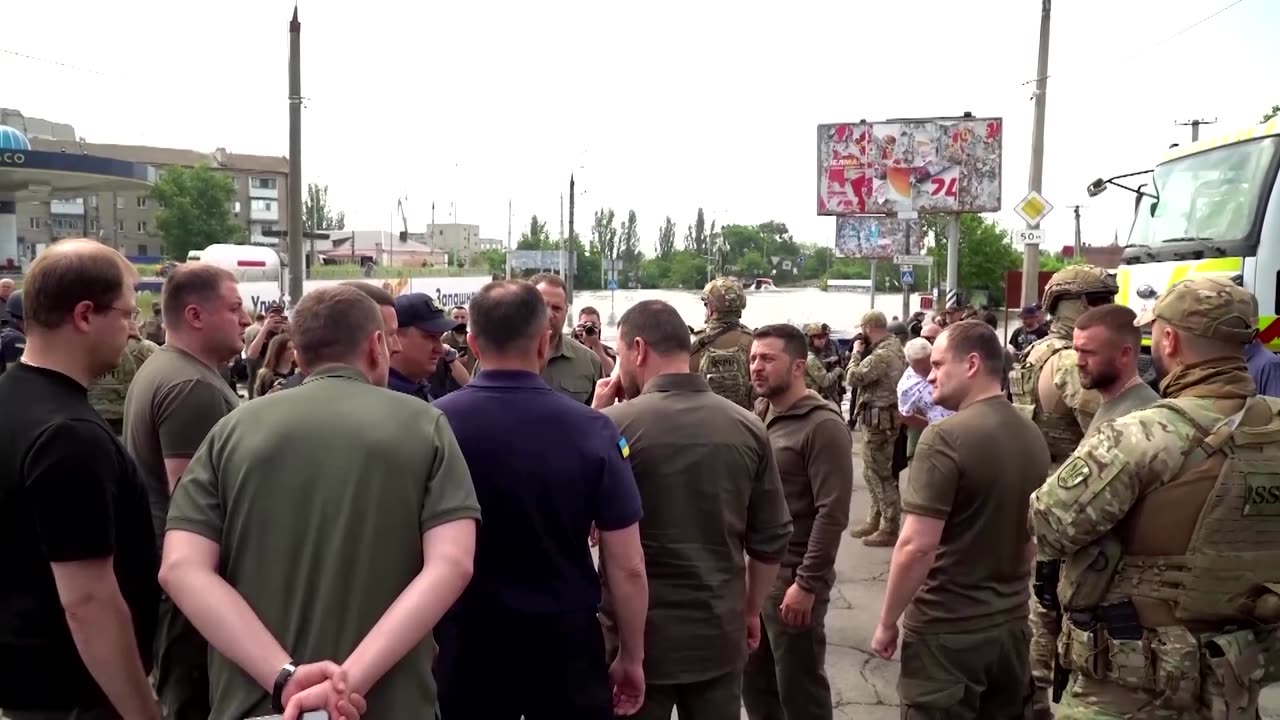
420, 414, 482, 532
25, 420, 119, 562
594, 415, 642, 532
156, 379, 232, 459
165, 430, 224, 541
745, 428, 793, 563
902, 423, 960, 520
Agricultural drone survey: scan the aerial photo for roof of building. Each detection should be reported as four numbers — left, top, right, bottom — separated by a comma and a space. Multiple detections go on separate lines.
26, 137, 288, 174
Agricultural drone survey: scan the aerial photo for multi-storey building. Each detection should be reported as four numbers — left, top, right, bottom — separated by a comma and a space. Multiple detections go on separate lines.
426, 223, 483, 265
16, 138, 288, 262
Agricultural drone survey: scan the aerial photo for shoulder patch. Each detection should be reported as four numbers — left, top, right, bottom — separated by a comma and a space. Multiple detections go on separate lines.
1056, 456, 1091, 489
617, 437, 630, 459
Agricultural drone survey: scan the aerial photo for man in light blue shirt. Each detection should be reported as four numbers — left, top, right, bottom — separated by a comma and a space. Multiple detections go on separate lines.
1245, 338, 1280, 396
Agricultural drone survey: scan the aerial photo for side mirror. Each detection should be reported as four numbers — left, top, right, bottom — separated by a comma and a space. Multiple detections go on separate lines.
1086, 178, 1107, 198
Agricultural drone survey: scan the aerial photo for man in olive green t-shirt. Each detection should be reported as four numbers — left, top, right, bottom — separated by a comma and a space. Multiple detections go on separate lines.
159, 285, 480, 720
123, 264, 248, 720
872, 321, 1050, 719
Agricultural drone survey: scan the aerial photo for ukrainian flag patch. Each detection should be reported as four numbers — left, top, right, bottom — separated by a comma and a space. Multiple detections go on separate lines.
617, 437, 631, 459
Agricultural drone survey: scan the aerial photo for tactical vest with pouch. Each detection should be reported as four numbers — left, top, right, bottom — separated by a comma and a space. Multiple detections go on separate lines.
694, 325, 752, 410
1009, 336, 1082, 464
1056, 396, 1280, 717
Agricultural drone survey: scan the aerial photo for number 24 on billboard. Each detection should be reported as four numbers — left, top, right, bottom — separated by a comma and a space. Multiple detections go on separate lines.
929, 177, 958, 198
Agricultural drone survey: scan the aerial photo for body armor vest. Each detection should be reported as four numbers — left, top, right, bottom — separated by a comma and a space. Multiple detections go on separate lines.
1103, 396, 1280, 627
1009, 336, 1083, 464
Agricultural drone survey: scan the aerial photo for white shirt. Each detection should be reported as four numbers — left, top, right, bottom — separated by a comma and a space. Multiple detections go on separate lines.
897, 366, 954, 424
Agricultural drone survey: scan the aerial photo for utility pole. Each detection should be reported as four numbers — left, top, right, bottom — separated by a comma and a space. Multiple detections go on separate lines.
1070, 204, 1083, 259
1022, 0, 1052, 307
1176, 118, 1217, 142
566, 174, 576, 308
505, 197, 512, 279
286, 5, 304, 308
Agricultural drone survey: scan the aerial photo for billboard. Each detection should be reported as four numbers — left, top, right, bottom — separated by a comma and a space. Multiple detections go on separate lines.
817, 117, 1003, 215
509, 250, 577, 272
835, 216, 925, 259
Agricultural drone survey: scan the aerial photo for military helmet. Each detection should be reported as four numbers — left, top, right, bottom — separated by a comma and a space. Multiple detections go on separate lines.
1041, 264, 1118, 314
701, 277, 746, 314
888, 320, 909, 339
802, 322, 827, 337
860, 310, 888, 329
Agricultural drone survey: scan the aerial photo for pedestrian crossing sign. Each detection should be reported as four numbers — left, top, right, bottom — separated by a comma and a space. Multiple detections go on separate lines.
617, 437, 631, 459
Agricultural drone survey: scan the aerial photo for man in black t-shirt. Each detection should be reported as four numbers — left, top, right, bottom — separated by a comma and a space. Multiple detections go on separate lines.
1010, 305, 1049, 355
0, 240, 161, 719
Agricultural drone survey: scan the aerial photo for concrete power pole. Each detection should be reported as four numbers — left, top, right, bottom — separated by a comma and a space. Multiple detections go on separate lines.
1071, 205, 1083, 259
566, 174, 576, 308
1176, 118, 1217, 142
286, 6, 304, 308
1021, 0, 1052, 307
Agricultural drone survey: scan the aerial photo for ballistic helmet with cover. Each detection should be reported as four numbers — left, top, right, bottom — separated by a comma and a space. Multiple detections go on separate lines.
1134, 276, 1258, 345
803, 323, 826, 337
702, 277, 746, 316
1040, 264, 1118, 314
860, 310, 888, 329
888, 320, 909, 341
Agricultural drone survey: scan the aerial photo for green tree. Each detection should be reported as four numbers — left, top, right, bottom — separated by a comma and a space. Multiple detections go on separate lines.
303, 183, 346, 232
684, 208, 711, 256
923, 214, 1021, 299
656, 216, 677, 259
470, 249, 507, 276
591, 209, 619, 262
518, 215, 551, 249
1263, 105, 1280, 123
149, 165, 245, 259
618, 210, 641, 269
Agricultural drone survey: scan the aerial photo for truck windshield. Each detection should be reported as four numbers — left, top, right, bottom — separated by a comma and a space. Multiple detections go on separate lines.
1129, 136, 1279, 247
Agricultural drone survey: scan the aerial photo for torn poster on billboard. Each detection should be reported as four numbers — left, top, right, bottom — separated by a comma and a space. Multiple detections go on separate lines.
834, 216, 925, 259
818, 117, 1002, 215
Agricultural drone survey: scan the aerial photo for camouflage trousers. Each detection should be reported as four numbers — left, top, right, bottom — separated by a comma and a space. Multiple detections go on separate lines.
859, 426, 900, 533
1054, 673, 1266, 719
1029, 597, 1061, 719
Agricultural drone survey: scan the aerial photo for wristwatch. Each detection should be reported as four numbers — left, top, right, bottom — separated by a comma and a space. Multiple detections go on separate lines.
271, 661, 297, 713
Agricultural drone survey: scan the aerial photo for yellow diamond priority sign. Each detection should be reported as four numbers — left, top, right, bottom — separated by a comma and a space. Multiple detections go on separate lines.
1014, 190, 1054, 226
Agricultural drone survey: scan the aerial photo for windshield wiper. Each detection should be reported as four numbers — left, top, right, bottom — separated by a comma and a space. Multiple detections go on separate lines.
1160, 236, 1229, 256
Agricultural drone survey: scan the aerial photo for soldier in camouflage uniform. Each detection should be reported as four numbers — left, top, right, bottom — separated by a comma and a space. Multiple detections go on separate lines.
1009, 264, 1118, 718
89, 322, 160, 435
845, 310, 907, 547
1030, 276, 1280, 719
803, 322, 842, 403
690, 277, 755, 410
141, 300, 166, 345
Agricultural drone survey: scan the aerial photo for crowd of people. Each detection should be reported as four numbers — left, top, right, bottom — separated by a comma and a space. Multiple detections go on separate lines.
1, 239, 1279, 720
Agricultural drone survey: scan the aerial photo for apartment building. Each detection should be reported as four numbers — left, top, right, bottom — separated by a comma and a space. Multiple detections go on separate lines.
16, 138, 288, 261
427, 223, 483, 265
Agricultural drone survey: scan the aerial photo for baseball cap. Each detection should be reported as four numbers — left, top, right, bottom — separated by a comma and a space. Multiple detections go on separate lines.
394, 293, 455, 334
1020, 305, 1038, 318
1134, 276, 1258, 344
860, 310, 888, 329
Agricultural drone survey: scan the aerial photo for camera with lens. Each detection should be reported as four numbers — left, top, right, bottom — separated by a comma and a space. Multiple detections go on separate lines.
574, 321, 599, 341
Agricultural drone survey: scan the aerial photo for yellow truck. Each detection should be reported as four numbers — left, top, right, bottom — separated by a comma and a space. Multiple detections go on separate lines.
1089, 118, 1280, 376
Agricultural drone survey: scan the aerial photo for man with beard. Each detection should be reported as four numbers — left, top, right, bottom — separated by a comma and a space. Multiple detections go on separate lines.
1071, 305, 1159, 437
593, 300, 792, 720
871, 321, 1047, 718
1030, 277, 1280, 719
1008, 265, 1117, 717
743, 324, 852, 720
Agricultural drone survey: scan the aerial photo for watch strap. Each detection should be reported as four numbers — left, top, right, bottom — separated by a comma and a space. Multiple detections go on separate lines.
271, 661, 297, 713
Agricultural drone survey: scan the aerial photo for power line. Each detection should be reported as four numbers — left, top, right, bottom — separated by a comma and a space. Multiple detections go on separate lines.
1020, 0, 1248, 87
0, 47, 106, 76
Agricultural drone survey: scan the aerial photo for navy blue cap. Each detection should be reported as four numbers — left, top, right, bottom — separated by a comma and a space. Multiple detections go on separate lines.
394, 292, 455, 334
1020, 305, 1038, 318
6, 290, 22, 320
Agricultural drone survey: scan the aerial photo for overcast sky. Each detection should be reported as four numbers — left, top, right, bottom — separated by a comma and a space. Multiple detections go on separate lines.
5, 0, 1276, 256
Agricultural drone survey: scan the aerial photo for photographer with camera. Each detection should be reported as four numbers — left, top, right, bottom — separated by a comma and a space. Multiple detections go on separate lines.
573, 306, 616, 376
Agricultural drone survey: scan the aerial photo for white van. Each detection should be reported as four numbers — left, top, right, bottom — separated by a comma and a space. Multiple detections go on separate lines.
194, 244, 283, 282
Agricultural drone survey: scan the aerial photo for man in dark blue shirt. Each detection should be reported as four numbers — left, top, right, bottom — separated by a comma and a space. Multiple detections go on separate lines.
389, 292, 455, 401
433, 280, 648, 719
